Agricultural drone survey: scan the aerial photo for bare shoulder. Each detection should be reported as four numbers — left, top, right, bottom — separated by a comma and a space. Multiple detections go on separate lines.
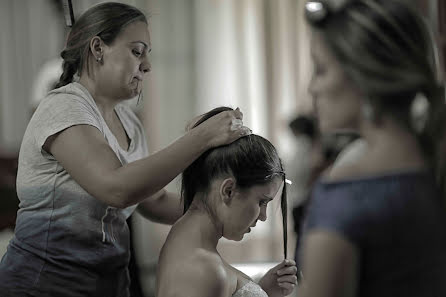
327, 135, 427, 182
175, 249, 231, 297
326, 163, 362, 182
193, 249, 229, 296
325, 139, 368, 182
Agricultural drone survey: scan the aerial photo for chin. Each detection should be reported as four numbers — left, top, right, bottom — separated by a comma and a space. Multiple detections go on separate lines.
223, 234, 245, 242
124, 89, 138, 99
113, 90, 133, 101
320, 120, 356, 135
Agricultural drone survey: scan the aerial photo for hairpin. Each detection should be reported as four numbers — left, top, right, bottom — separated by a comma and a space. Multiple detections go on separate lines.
62, 0, 75, 27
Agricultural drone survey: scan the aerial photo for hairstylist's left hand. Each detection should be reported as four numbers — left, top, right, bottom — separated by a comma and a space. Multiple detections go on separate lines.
258, 259, 298, 297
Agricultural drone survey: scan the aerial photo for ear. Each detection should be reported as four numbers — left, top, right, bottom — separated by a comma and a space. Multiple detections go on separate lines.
219, 178, 236, 205
90, 36, 104, 62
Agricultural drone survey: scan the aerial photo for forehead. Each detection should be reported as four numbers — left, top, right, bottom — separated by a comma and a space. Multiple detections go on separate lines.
115, 21, 151, 47
310, 32, 328, 62
249, 177, 284, 198
310, 31, 345, 71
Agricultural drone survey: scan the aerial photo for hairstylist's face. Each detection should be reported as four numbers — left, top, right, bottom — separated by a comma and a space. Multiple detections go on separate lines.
99, 21, 151, 100
308, 33, 361, 134
220, 177, 283, 241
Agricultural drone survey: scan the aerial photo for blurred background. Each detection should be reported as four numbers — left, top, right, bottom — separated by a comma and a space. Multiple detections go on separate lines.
0, 0, 444, 296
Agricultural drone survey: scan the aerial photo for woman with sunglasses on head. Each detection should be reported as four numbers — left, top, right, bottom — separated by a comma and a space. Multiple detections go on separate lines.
299, 0, 446, 296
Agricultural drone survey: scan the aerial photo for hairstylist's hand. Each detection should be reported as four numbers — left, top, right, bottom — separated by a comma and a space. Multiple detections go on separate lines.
194, 107, 251, 149
258, 259, 298, 297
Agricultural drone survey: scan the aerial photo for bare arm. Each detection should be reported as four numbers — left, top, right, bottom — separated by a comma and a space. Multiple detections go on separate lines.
300, 230, 359, 297
46, 109, 248, 209
137, 190, 182, 225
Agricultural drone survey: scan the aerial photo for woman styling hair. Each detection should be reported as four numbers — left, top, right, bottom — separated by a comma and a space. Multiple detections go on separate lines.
0, 3, 250, 297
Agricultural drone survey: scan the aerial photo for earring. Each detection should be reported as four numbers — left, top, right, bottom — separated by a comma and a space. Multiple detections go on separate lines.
96, 56, 102, 63
410, 92, 429, 133
361, 100, 375, 122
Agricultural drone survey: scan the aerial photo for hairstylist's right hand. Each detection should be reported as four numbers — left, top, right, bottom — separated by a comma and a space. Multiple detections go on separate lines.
197, 107, 251, 149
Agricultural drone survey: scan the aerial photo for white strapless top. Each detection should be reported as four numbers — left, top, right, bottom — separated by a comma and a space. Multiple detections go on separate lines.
232, 281, 268, 297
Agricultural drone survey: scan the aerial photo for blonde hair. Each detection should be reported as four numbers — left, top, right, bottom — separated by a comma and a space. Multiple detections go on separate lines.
307, 0, 446, 191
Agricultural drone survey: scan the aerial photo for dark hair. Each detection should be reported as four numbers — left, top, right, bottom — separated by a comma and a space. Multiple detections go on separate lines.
306, 0, 446, 192
54, 2, 147, 89
182, 107, 288, 258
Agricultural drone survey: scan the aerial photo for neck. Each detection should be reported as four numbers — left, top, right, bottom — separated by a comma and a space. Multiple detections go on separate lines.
359, 115, 427, 168
182, 202, 222, 250
78, 74, 118, 119
361, 115, 411, 145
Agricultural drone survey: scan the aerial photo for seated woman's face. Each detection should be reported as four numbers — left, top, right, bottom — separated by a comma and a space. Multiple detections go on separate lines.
221, 177, 283, 241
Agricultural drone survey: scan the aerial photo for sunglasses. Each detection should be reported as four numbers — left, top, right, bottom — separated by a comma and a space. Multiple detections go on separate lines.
305, 0, 353, 25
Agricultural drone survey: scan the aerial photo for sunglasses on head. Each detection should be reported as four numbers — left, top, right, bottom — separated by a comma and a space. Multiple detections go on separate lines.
305, 0, 353, 25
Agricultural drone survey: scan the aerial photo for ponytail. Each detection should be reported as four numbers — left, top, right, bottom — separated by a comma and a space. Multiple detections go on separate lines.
419, 83, 446, 196
54, 50, 79, 89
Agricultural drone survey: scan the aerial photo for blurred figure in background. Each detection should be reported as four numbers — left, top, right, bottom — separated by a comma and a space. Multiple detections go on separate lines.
299, 0, 446, 296
287, 116, 319, 211
157, 107, 297, 297
287, 116, 359, 268
287, 116, 324, 256
0, 3, 250, 297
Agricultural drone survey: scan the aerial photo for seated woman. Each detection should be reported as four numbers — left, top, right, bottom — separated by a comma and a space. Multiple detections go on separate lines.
156, 107, 298, 297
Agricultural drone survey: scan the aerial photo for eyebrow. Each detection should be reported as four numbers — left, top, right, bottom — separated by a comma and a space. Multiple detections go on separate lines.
262, 195, 274, 201
130, 41, 152, 52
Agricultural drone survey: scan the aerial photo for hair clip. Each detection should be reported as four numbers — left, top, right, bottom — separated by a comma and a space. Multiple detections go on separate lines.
305, 1, 329, 24
285, 179, 293, 185
62, 0, 75, 27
